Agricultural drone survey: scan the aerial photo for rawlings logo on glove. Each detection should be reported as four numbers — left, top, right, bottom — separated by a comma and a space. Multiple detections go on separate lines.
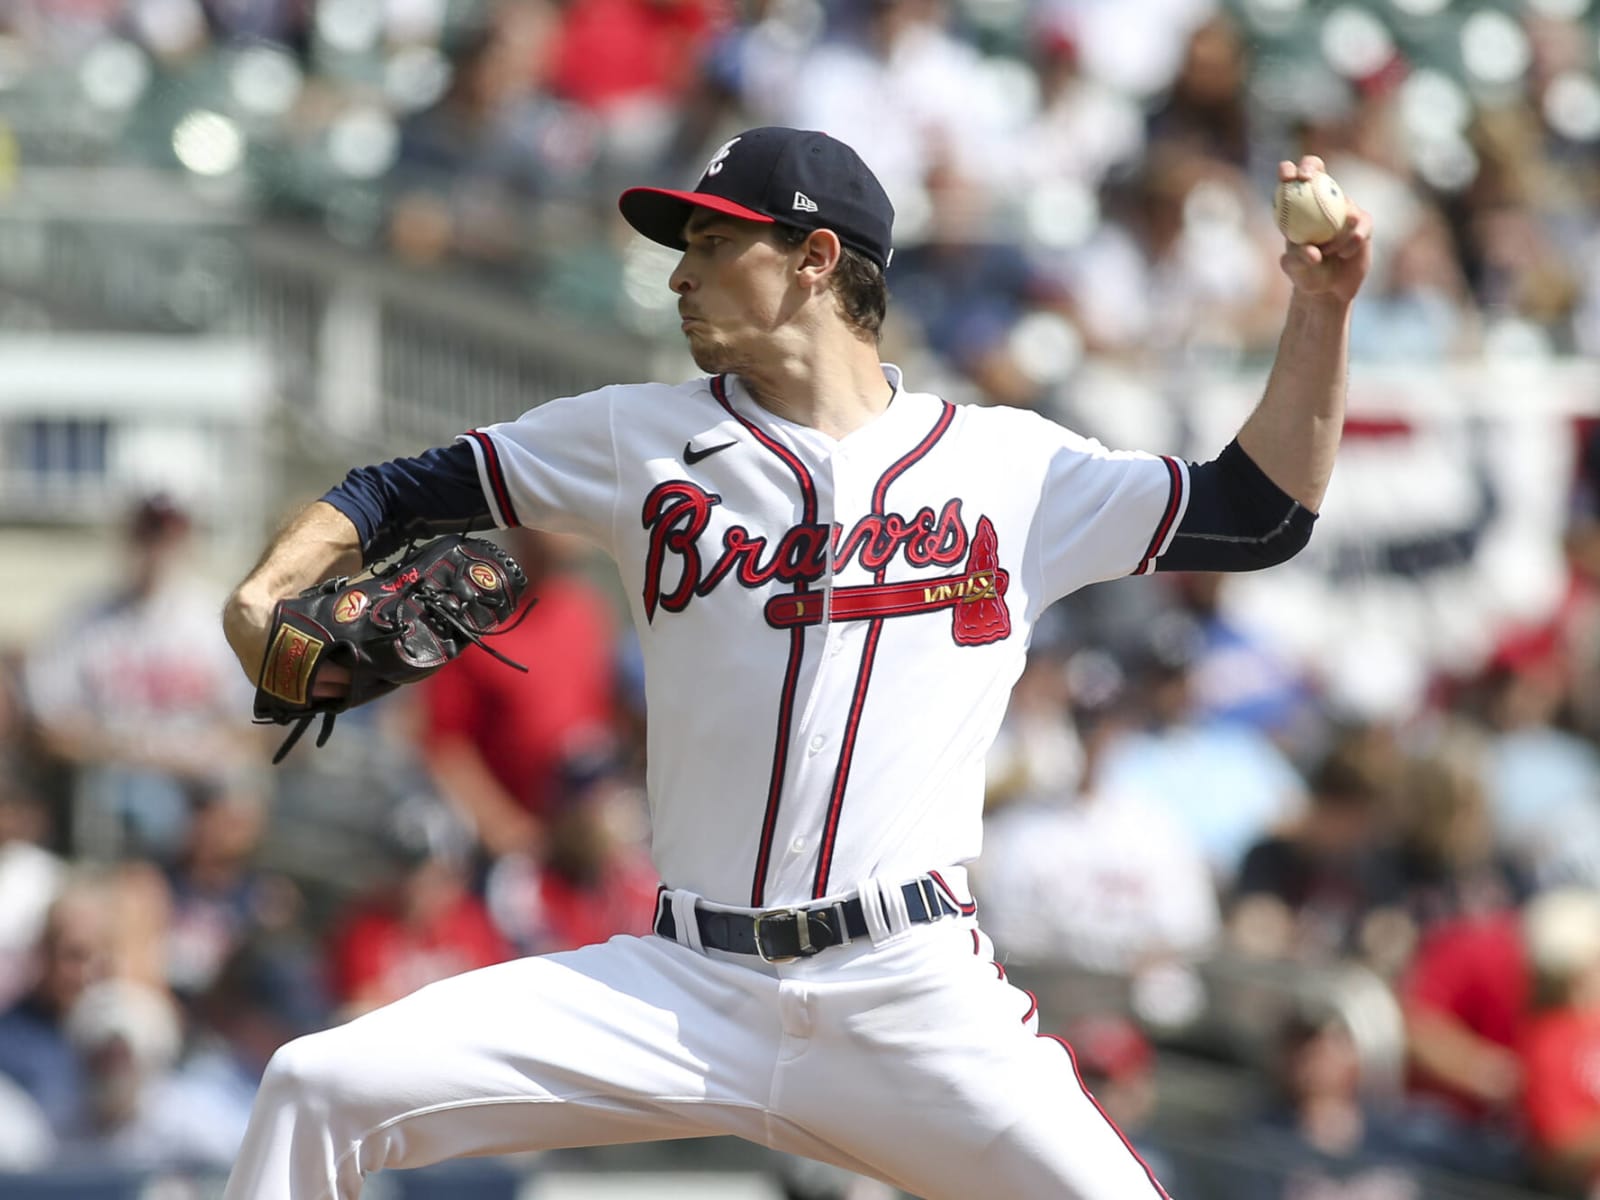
254, 534, 531, 762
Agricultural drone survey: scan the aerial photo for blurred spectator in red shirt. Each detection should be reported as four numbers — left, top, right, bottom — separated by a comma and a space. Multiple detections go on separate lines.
1395, 906, 1528, 1177
1520, 888, 1600, 1196
326, 801, 511, 1020
548, 0, 722, 114
545, 0, 725, 176
486, 740, 658, 955
422, 528, 617, 860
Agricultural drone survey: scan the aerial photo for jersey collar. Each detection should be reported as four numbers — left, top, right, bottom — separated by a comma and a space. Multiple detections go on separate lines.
722, 363, 916, 450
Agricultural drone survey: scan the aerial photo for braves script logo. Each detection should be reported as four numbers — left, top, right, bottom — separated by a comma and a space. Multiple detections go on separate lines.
640, 481, 1010, 645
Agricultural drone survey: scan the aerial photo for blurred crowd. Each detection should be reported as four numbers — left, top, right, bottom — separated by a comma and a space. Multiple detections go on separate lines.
5, 0, 1600, 1198
3, 0, 1600, 385
0, 501, 660, 1181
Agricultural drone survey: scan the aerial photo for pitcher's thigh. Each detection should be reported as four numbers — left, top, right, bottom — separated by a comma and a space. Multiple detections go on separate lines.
937, 1034, 1168, 1200
233, 937, 781, 1189
827, 1031, 1169, 1200
780, 925, 1170, 1200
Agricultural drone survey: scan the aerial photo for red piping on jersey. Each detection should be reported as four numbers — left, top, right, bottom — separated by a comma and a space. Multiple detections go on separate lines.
812, 402, 956, 897
1135, 456, 1183, 576
467, 430, 521, 527
1045, 1035, 1172, 1199
711, 374, 819, 907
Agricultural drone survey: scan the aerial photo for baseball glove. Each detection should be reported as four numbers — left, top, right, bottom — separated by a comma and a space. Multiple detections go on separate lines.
253, 534, 531, 763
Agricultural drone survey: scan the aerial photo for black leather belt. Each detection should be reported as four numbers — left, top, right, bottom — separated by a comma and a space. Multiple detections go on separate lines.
654, 876, 960, 963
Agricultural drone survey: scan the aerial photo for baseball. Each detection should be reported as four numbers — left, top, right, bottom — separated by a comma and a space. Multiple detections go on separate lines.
1274, 172, 1349, 245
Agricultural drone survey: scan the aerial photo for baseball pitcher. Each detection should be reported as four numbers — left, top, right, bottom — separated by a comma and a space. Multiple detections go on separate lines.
221, 126, 1373, 1199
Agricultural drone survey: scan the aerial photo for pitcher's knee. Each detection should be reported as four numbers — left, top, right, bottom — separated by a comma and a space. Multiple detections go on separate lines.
259, 1029, 362, 1117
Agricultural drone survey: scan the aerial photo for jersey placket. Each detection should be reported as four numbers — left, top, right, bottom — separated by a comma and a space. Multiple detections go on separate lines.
767, 443, 874, 903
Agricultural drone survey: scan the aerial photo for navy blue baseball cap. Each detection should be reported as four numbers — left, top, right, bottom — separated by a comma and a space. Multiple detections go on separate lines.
619, 127, 895, 269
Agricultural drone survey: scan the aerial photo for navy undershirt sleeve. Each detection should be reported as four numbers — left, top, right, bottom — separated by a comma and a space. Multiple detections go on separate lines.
321, 441, 495, 565
1156, 439, 1317, 572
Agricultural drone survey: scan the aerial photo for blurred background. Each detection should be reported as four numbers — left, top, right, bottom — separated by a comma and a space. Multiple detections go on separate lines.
2, 0, 1600, 1196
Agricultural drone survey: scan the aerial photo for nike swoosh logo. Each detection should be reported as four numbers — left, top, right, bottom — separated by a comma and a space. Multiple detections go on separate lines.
684, 439, 737, 465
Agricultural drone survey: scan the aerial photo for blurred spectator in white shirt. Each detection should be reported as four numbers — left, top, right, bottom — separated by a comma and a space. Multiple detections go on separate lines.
0, 772, 65, 1010
1007, 10, 1144, 196
781, 0, 1016, 238
22, 495, 261, 862
1053, 146, 1286, 364
0, 655, 64, 1009
977, 647, 1219, 972
58, 977, 209, 1169
1035, 0, 1214, 102
0, 878, 116, 1139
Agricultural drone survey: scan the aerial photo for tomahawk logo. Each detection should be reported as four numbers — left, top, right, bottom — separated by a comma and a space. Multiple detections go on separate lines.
793, 192, 818, 213
704, 137, 740, 178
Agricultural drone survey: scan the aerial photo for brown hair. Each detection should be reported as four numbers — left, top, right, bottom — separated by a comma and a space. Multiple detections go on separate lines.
773, 224, 887, 342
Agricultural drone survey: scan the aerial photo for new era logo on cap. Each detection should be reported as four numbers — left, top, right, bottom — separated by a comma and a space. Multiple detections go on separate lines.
617, 127, 895, 270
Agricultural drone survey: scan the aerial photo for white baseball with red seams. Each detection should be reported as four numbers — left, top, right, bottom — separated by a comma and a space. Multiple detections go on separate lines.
222, 364, 1186, 1200
464, 367, 1188, 909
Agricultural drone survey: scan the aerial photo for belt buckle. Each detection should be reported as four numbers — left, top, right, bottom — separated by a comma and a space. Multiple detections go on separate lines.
753, 907, 809, 963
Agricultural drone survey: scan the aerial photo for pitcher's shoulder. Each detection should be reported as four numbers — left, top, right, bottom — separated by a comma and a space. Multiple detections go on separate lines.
938, 400, 1096, 450
596, 377, 715, 408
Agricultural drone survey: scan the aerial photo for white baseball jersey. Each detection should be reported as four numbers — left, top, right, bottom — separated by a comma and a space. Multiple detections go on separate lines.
226, 363, 1189, 1200
462, 365, 1189, 908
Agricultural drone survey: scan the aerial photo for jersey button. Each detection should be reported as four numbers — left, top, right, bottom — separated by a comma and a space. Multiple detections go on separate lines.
790, 837, 806, 853
808, 735, 826, 753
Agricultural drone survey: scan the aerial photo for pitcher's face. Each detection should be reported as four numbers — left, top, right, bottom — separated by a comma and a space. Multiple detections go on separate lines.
669, 212, 799, 375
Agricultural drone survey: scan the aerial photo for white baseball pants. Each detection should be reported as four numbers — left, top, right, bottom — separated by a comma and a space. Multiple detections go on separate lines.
222, 892, 1169, 1200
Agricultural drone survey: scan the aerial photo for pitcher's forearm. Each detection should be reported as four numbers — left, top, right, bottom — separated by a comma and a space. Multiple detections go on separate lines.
223, 501, 364, 677
1235, 292, 1352, 513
